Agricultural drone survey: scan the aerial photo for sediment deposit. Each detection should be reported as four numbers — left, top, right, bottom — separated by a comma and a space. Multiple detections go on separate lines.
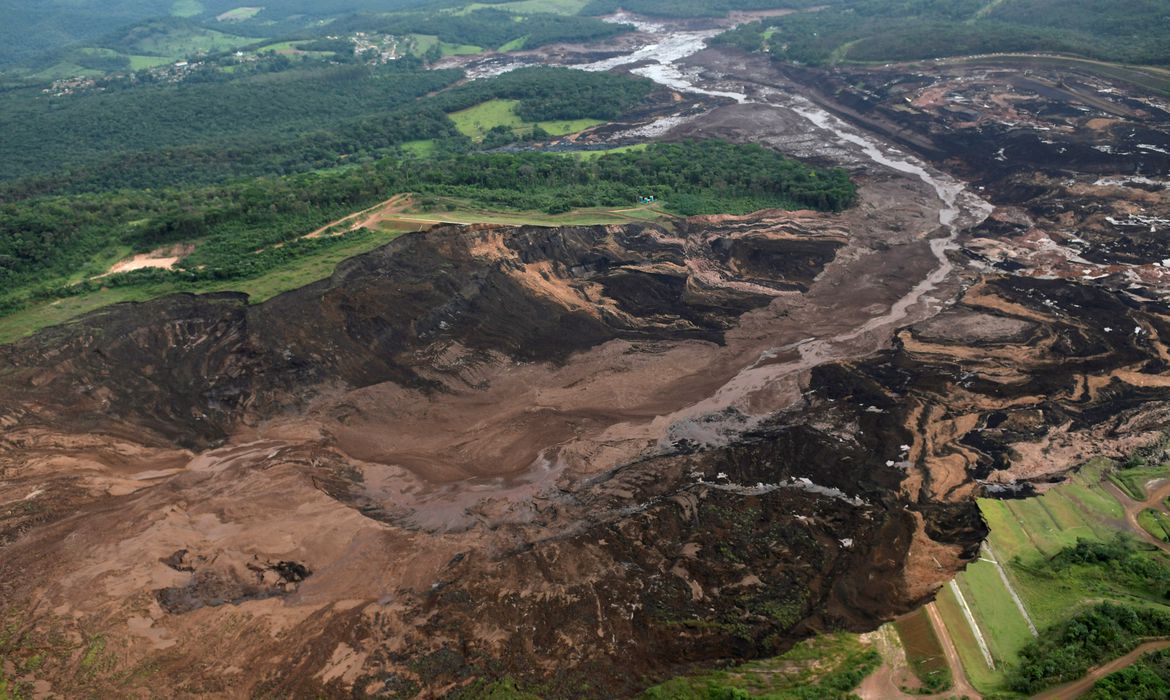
5, 24, 1170, 699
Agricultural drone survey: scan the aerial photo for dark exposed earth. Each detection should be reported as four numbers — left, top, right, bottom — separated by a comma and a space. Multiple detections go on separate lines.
4, 18, 1170, 699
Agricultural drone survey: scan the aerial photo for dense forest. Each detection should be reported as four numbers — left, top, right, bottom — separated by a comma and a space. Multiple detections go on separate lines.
713, 0, 1170, 65
402, 140, 856, 215
0, 66, 652, 197
0, 61, 459, 184
0, 141, 854, 314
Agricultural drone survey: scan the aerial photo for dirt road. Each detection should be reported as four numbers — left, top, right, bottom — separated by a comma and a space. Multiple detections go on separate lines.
926, 602, 982, 699
1031, 640, 1170, 700
303, 193, 410, 238
1103, 478, 1170, 554
857, 604, 982, 700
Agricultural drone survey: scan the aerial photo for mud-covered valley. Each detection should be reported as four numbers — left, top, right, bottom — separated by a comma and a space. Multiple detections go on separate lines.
4, 18, 1170, 699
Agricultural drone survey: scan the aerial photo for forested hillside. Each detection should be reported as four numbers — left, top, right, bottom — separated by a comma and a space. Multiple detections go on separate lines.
0, 66, 652, 196
337, 9, 629, 51
0, 0, 434, 67
714, 0, 1170, 65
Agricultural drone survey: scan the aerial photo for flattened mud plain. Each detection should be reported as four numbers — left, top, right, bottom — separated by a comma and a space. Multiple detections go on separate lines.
5, 18, 1170, 699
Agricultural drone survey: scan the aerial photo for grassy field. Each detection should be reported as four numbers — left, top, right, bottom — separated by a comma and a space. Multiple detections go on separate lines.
1109, 464, 1170, 500
171, 0, 204, 17
132, 27, 254, 59
498, 37, 528, 52
128, 55, 174, 70
406, 34, 482, 58
934, 584, 1002, 691
252, 41, 333, 58
1140, 508, 1170, 543
216, 6, 263, 21
76, 47, 122, 59
28, 63, 104, 81
954, 558, 1033, 666
253, 41, 302, 53
401, 139, 438, 158
448, 99, 603, 141
380, 195, 666, 229
554, 144, 649, 160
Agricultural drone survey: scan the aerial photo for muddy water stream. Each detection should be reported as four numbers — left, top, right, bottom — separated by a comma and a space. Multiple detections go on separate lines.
445, 12, 993, 447
531, 15, 990, 429
314, 20, 995, 516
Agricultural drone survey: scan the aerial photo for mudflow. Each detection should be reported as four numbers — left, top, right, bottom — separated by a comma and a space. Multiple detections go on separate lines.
5, 36, 1170, 699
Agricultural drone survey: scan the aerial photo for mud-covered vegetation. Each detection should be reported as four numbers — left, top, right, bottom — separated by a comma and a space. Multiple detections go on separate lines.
714, 0, 1170, 65
892, 610, 952, 694
637, 633, 880, 699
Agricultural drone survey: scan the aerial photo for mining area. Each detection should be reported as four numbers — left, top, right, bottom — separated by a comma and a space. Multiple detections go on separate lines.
4, 17, 1170, 699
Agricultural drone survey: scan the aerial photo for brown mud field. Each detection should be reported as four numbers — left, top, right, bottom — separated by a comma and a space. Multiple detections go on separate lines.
4, 33, 1170, 698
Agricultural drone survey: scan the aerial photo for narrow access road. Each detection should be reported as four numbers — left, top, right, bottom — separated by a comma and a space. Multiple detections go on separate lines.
857, 606, 983, 700
1103, 478, 1170, 555
925, 602, 983, 700
303, 193, 409, 239
1031, 640, 1170, 699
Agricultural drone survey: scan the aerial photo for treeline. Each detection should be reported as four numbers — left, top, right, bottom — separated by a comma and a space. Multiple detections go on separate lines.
0, 66, 653, 197
1051, 536, 1170, 594
0, 140, 854, 313
401, 140, 855, 214
712, 0, 1170, 66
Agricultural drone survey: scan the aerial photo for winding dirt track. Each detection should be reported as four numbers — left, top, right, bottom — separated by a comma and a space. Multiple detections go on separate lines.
1031, 640, 1170, 700
1103, 478, 1170, 554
